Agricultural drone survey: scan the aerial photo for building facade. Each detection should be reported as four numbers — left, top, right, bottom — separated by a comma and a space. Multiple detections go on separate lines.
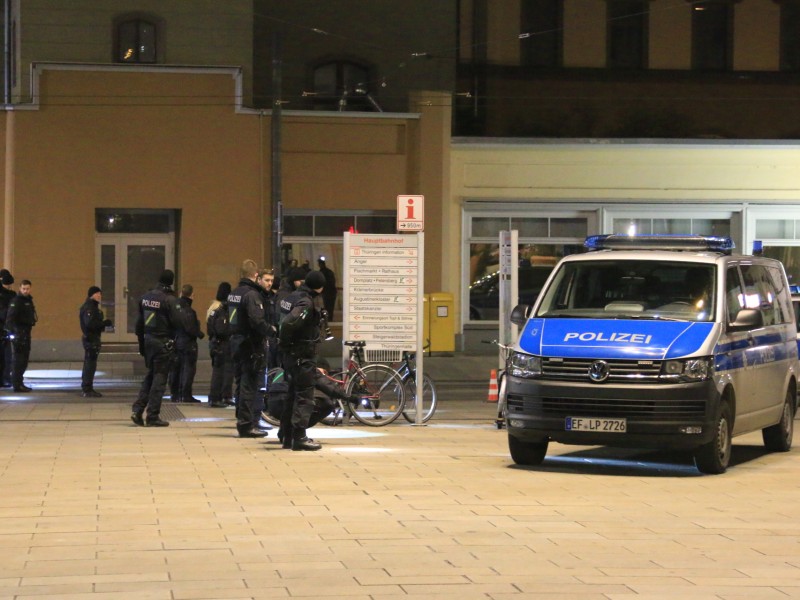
456, 0, 800, 138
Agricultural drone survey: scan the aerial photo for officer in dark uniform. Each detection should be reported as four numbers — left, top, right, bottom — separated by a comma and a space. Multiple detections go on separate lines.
278, 270, 326, 451
79, 285, 112, 397
131, 269, 185, 427
170, 284, 205, 403
228, 260, 271, 438
207, 281, 234, 408
5, 279, 37, 392
0, 270, 16, 387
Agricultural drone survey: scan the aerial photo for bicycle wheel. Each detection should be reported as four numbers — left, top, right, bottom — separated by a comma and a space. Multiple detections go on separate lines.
345, 364, 405, 426
401, 372, 437, 423
261, 367, 285, 427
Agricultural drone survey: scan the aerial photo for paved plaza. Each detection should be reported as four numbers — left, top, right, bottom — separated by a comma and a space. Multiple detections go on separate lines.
1, 360, 800, 599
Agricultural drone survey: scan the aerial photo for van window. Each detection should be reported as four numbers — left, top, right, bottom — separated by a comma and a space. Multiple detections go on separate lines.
739, 264, 791, 326
725, 266, 744, 324
536, 260, 715, 321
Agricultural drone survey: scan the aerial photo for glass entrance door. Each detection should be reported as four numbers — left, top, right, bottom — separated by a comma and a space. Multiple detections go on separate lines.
96, 234, 175, 343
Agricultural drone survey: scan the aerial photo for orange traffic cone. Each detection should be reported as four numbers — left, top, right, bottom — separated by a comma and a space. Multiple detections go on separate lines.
487, 369, 499, 402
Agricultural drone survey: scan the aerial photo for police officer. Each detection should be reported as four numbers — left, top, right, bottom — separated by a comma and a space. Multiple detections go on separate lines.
228, 259, 271, 438
257, 269, 280, 370
170, 284, 205, 403
131, 269, 184, 427
79, 285, 112, 397
207, 281, 234, 408
5, 279, 37, 392
0, 270, 15, 387
278, 270, 326, 451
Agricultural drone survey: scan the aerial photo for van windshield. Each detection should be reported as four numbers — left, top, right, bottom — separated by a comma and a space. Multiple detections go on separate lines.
535, 260, 716, 322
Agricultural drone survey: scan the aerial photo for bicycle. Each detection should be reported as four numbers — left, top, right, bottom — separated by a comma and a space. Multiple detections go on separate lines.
263, 340, 407, 427
394, 350, 438, 423
483, 339, 513, 429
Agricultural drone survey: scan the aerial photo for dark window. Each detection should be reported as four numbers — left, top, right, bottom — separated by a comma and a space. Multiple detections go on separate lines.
283, 216, 313, 237
691, 2, 732, 71
96, 209, 174, 233
312, 60, 373, 111
116, 18, 157, 63
781, 1, 800, 71
520, 0, 562, 68
607, 0, 648, 69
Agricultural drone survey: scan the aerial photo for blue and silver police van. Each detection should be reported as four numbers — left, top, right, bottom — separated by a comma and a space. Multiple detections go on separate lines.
505, 234, 797, 474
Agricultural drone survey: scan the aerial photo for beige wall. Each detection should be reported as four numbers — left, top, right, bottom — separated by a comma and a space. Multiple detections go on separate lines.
562, 0, 605, 68
649, 3, 692, 69
487, 0, 521, 64
735, 0, 780, 71
14, 0, 253, 103
449, 141, 800, 331
6, 67, 262, 342
0, 67, 449, 350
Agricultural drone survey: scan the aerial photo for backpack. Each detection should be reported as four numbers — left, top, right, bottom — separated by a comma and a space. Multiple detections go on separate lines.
207, 303, 231, 339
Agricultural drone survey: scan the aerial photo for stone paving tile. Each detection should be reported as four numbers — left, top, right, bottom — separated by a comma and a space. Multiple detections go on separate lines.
3, 399, 800, 598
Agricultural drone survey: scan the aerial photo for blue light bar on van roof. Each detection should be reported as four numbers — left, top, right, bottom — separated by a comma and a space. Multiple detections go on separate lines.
584, 234, 735, 253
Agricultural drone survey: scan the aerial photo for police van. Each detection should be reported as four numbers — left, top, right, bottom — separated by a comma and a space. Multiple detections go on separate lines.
505, 234, 797, 474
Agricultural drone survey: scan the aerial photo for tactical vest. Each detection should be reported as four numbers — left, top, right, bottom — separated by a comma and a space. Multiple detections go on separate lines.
140, 288, 173, 337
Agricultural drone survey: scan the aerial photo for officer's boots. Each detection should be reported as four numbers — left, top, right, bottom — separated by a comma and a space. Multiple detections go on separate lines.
292, 428, 321, 451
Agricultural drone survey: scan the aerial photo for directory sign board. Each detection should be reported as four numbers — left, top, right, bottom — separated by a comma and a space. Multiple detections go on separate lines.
343, 232, 422, 351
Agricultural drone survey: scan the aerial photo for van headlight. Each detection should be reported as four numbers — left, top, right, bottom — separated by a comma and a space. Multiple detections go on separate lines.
509, 352, 542, 378
661, 358, 712, 382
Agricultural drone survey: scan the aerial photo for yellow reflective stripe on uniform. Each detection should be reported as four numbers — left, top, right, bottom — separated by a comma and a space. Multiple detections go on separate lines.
145, 312, 155, 325
229, 308, 237, 321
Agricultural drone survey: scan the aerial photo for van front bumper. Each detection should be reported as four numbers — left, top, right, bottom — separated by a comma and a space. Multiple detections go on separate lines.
505, 376, 719, 449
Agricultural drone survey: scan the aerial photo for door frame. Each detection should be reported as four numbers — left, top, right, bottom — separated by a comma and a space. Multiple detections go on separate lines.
95, 233, 175, 343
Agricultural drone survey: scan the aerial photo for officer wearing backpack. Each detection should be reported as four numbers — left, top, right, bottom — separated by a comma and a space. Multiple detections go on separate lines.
207, 281, 234, 408
278, 270, 326, 451
228, 260, 271, 438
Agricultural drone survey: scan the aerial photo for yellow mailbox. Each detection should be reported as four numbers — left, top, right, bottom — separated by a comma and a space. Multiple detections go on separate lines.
427, 292, 455, 353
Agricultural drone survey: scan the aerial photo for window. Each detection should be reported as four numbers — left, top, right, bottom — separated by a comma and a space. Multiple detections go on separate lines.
691, 1, 732, 71
116, 17, 158, 63
740, 264, 791, 326
725, 266, 744, 324
612, 217, 730, 237
465, 211, 591, 321
781, 1, 800, 71
311, 60, 375, 111
520, 0, 563, 68
281, 210, 395, 321
607, 0, 648, 69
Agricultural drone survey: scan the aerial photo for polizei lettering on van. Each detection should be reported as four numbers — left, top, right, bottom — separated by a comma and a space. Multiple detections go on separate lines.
563, 332, 653, 344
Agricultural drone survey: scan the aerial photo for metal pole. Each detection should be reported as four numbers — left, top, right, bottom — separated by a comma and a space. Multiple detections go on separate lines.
270, 31, 283, 274
4, 0, 11, 105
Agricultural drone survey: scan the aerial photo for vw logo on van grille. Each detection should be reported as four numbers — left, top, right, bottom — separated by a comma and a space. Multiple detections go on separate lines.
588, 360, 610, 383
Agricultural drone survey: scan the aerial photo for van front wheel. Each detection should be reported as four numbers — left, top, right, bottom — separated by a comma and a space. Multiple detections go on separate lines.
762, 389, 795, 452
694, 401, 732, 474
508, 434, 548, 466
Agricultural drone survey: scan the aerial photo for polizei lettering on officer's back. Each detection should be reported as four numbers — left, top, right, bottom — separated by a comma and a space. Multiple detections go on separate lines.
564, 331, 653, 344
142, 298, 161, 309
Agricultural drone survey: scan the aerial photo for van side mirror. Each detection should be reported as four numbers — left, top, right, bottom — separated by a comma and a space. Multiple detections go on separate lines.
510, 304, 531, 326
729, 308, 763, 331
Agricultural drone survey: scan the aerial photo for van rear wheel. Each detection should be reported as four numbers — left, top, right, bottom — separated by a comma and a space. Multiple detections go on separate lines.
694, 401, 732, 474
762, 389, 795, 452
508, 434, 548, 466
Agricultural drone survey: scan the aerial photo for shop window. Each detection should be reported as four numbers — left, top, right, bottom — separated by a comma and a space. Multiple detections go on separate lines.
520, 0, 563, 68
115, 16, 159, 63
607, 0, 648, 69
612, 217, 730, 237
691, 1, 732, 71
